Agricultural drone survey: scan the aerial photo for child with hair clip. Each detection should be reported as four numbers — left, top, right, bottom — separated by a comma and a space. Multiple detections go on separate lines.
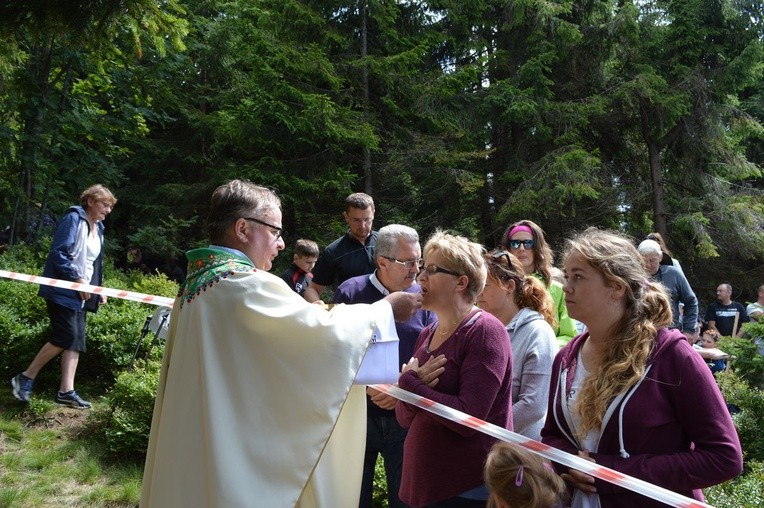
484, 442, 568, 508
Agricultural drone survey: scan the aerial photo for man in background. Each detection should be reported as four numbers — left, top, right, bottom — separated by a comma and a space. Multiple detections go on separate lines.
638, 239, 698, 341
705, 283, 749, 337
746, 284, 764, 322
303, 192, 377, 302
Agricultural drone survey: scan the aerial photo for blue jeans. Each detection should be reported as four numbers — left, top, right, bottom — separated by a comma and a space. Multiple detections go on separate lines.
359, 413, 409, 508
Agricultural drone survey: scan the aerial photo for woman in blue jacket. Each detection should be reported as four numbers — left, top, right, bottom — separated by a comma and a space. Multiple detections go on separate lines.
11, 184, 117, 409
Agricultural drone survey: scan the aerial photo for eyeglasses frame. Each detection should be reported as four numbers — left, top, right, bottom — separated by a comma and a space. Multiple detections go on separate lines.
418, 261, 461, 277
242, 217, 285, 240
508, 239, 535, 250
382, 256, 421, 269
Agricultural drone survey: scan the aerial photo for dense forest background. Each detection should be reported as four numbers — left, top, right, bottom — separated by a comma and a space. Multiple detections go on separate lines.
0, 0, 762, 306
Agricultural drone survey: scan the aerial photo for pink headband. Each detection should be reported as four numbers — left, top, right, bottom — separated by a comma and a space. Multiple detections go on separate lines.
508, 225, 533, 239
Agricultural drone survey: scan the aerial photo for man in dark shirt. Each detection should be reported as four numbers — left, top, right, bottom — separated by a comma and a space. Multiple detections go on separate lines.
333, 224, 436, 508
705, 283, 749, 337
303, 192, 378, 302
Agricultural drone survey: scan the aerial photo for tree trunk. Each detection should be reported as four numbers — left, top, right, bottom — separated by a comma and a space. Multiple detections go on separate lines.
360, 0, 372, 195
11, 37, 55, 245
647, 139, 668, 237
639, 98, 668, 238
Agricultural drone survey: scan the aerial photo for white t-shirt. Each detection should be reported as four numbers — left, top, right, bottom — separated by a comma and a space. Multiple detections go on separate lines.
567, 350, 602, 508
84, 229, 101, 283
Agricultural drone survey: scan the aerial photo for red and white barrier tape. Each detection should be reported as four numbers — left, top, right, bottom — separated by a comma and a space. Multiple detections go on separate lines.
0, 270, 175, 308
0, 268, 717, 506
370, 383, 713, 508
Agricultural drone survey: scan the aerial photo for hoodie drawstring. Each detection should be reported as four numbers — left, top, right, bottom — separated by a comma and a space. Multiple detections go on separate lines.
616, 364, 653, 459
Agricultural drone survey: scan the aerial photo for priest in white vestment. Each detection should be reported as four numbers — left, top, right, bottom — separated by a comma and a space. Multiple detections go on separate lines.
140, 180, 420, 508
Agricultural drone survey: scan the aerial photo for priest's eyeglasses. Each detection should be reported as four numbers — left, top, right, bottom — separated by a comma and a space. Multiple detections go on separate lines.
243, 217, 284, 240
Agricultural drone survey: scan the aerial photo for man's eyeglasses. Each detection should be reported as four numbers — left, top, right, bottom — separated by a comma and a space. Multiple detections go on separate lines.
508, 239, 535, 250
243, 217, 285, 240
382, 256, 421, 269
418, 261, 461, 277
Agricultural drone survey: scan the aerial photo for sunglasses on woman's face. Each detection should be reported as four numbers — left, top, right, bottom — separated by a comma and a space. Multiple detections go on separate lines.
508, 239, 535, 250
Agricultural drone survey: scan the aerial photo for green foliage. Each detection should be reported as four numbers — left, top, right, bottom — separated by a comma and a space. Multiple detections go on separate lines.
372, 455, 388, 507
0, 247, 49, 384
89, 362, 161, 461
86, 272, 177, 388
673, 212, 719, 258
0, 241, 49, 276
718, 370, 764, 463
719, 328, 764, 387
706, 460, 764, 508
127, 215, 197, 257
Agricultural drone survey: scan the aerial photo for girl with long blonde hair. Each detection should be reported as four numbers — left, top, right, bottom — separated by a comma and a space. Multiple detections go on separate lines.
541, 228, 742, 508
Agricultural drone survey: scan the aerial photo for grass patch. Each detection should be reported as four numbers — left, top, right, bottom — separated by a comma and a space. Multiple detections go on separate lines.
0, 392, 140, 508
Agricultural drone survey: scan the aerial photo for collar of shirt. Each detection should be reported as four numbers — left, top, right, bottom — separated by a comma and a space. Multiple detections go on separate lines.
209, 244, 251, 263
369, 271, 390, 296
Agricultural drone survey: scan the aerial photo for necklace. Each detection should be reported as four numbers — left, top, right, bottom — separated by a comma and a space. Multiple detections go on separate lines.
436, 307, 474, 339
427, 308, 472, 354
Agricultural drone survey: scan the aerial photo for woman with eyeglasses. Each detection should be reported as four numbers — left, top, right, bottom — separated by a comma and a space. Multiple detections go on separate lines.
478, 250, 558, 441
12, 184, 117, 409
540, 228, 742, 508
395, 231, 513, 507
501, 220, 578, 347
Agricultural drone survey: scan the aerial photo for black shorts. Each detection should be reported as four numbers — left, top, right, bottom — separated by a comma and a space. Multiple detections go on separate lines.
47, 300, 87, 352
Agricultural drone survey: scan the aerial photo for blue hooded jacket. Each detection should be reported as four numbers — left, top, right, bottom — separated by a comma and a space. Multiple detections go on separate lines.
38, 206, 104, 312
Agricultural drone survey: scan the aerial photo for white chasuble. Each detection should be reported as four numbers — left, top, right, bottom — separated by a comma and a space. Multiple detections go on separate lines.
140, 248, 392, 507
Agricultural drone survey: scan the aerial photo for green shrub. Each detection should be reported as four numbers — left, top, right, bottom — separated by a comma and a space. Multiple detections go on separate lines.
718, 371, 764, 463
83, 271, 177, 389
0, 240, 48, 275
720, 324, 764, 388
0, 280, 49, 383
373, 455, 388, 507
85, 300, 155, 389
89, 362, 161, 461
705, 460, 764, 507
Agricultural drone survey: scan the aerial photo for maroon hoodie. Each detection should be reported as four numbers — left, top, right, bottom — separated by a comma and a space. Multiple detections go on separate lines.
541, 328, 742, 507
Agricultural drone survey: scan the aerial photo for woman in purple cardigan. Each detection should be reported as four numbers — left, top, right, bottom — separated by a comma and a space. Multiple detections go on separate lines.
541, 228, 742, 508
395, 231, 513, 507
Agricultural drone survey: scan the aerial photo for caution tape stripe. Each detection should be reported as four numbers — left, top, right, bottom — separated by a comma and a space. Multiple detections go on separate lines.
0, 270, 175, 307
0, 268, 716, 507
370, 383, 712, 508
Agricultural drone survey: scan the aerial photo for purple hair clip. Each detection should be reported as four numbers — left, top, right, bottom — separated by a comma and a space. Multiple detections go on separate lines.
515, 465, 524, 487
